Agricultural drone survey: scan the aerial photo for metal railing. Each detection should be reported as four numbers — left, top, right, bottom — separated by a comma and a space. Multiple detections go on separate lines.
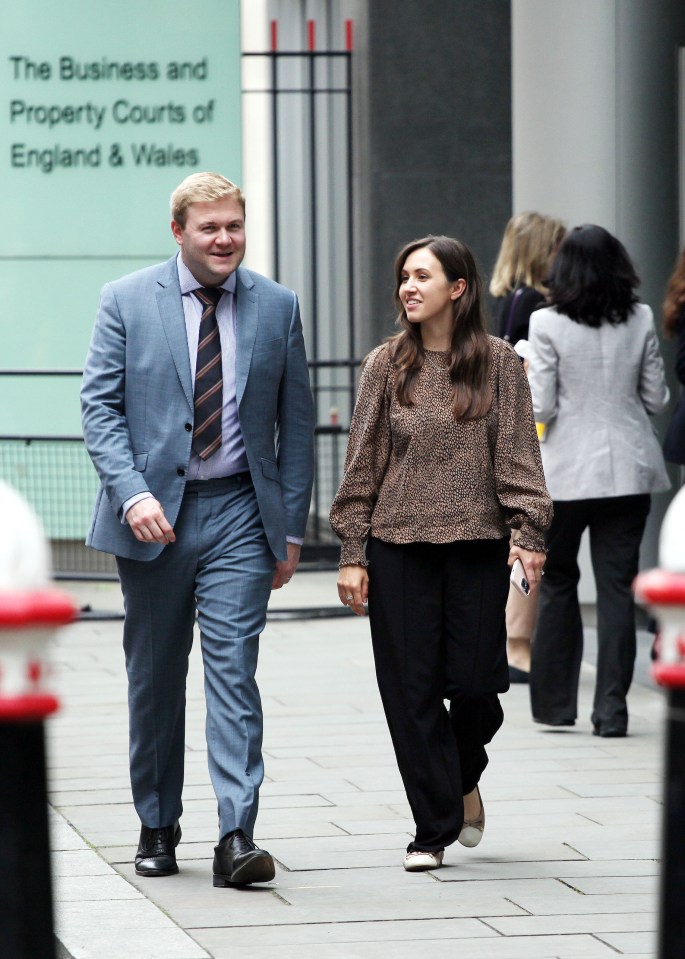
242, 47, 357, 431
0, 362, 357, 579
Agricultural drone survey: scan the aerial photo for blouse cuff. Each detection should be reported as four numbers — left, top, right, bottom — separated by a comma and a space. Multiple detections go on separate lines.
511, 524, 547, 554
338, 539, 369, 569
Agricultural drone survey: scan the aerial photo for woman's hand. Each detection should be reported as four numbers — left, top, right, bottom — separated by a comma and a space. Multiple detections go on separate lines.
508, 545, 546, 596
337, 564, 369, 616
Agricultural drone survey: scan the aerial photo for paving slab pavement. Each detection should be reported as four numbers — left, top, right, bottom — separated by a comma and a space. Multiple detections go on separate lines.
45, 571, 664, 958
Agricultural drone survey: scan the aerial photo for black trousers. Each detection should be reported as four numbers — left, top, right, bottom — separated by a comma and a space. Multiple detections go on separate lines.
530, 495, 650, 731
367, 536, 510, 852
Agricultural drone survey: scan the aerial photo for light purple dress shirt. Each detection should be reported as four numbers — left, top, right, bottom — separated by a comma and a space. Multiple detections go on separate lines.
178, 254, 249, 480
122, 253, 246, 517
122, 255, 303, 546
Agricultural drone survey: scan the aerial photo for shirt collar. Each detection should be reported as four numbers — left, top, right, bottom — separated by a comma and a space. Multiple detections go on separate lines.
176, 251, 237, 296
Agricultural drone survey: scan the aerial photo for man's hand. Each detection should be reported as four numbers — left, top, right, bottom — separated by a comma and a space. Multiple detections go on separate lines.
126, 497, 176, 545
272, 542, 301, 589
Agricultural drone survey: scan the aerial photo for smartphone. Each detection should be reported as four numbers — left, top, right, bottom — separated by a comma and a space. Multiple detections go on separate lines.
510, 559, 530, 597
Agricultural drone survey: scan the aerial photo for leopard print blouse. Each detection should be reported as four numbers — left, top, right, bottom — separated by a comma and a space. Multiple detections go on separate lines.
329, 336, 552, 567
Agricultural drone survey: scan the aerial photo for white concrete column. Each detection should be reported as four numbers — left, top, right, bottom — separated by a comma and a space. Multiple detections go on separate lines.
241, 0, 274, 277
512, 0, 617, 228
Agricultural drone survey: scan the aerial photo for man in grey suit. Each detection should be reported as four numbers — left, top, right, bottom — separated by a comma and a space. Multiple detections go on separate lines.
81, 172, 315, 885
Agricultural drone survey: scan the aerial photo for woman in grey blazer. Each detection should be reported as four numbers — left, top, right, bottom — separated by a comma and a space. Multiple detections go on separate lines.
527, 225, 670, 737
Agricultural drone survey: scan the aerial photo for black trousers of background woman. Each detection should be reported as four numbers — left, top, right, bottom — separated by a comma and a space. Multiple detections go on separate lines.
530, 495, 650, 732
367, 536, 510, 853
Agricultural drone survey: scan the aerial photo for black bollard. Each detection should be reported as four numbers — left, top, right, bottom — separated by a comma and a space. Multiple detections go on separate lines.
0, 486, 77, 959
659, 686, 685, 958
0, 722, 56, 959
0, 590, 75, 959
634, 569, 685, 959
633, 502, 685, 958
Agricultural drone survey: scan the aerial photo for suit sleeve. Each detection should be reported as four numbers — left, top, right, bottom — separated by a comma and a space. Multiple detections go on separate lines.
80, 283, 150, 517
638, 308, 670, 414
276, 293, 316, 539
527, 311, 559, 425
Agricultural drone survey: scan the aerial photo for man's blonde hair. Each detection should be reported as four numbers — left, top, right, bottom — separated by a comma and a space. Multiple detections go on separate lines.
170, 172, 245, 227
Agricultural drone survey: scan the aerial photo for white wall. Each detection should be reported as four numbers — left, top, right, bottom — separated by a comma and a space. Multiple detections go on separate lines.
241, 0, 274, 277
512, 0, 617, 229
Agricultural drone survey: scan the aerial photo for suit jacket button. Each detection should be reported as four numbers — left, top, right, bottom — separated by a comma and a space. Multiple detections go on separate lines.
185, 423, 192, 431
177, 468, 186, 477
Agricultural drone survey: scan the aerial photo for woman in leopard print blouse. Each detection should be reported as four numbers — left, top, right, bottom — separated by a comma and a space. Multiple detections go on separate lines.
330, 235, 552, 872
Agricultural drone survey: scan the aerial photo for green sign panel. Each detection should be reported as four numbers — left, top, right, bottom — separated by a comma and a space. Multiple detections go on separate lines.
0, 0, 242, 431
1, 0, 242, 259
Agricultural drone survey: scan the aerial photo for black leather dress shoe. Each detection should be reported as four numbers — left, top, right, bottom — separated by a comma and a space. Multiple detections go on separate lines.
135, 821, 181, 877
593, 723, 627, 738
213, 829, 275, 886
533, 716, 575, 728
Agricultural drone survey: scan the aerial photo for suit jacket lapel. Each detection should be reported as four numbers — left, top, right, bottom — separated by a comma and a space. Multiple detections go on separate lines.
156, 257, 193, 409
235, 267, 258, 407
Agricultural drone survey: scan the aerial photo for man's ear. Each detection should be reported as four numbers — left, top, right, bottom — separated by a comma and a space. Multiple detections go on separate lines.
171, 219, 183, 246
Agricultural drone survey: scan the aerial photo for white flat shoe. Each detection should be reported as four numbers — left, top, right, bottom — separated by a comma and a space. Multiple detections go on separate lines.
458, 786, 484, 848
403, 849, 444, 871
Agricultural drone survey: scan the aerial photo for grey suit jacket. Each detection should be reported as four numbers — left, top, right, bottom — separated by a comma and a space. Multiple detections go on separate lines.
527, 303, 670, 501
80, 257, 315, 561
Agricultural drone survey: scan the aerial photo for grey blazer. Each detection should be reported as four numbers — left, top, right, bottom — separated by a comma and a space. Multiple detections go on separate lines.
527, 303, 670, 501
80, 257, 315, 561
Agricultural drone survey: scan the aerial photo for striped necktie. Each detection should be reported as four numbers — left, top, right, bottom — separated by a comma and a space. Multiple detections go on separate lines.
192, 287, 224, 460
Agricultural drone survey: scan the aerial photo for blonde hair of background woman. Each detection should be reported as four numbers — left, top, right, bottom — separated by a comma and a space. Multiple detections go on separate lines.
489, 212, 566, 298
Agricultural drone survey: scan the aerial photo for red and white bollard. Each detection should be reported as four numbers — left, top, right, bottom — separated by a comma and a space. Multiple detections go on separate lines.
634, 486, 685, 959
0, 480, 76, 959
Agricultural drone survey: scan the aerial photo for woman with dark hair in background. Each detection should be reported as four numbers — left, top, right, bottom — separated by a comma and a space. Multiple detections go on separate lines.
330, 235, 551, 871
490, 212, 566, 683
527, 225, 670, 737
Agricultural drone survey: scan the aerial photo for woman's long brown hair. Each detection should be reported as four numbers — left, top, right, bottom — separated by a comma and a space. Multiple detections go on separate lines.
663, 247, 685, 337
388, 235, 492, 420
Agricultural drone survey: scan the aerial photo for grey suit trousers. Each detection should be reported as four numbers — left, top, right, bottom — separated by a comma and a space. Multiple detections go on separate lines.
116, 475, 275, 838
